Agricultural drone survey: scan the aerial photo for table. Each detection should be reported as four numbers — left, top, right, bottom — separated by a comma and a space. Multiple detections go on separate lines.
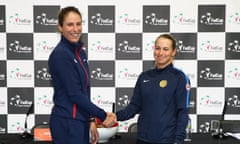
0, 133, 239, 144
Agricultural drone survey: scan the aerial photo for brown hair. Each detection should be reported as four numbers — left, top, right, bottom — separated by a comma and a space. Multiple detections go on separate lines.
154, 34, 176, 49
58, 6, 82, 27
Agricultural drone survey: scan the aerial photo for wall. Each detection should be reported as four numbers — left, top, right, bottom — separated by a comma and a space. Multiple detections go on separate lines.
0, 0, 240, 134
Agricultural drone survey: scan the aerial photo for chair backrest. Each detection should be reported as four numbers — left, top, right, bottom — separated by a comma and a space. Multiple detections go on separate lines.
128, 123, 138, 133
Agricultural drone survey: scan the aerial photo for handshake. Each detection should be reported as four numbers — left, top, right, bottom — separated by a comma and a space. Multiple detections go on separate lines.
102, 112, 117, 128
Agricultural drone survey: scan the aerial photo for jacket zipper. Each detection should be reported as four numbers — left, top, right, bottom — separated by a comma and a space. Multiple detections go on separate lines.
72, 47, 89, 119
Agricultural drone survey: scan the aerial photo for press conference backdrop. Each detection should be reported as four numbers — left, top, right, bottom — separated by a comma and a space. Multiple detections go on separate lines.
0, 0, 240, 134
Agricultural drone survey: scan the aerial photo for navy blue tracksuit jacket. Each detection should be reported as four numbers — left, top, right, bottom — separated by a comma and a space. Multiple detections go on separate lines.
48, 36, 106, 143
117, 64, 191, 144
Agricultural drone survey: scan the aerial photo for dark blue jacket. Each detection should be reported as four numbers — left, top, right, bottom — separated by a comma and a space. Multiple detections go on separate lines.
48, 36, 106, 122
116, 64, 190, 144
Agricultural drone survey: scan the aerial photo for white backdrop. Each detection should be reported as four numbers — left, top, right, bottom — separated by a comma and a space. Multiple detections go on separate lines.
0, 0, 240, 134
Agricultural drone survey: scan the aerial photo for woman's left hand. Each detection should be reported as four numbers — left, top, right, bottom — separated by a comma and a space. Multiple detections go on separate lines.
90, 122, 99, 144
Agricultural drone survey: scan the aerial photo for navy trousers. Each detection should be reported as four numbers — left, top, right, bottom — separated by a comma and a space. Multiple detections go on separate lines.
50, 115, 89, 144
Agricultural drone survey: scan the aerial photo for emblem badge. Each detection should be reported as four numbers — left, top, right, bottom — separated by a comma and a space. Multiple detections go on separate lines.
159, 80, 167, 88
186, 83, 191, 91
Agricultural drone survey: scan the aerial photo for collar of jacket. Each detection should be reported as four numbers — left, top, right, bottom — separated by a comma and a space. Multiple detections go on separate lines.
61, 35, 84, 51
154, 63, 173, 73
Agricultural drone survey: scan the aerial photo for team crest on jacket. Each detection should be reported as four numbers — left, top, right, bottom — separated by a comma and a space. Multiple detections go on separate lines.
159, 80, 167, 88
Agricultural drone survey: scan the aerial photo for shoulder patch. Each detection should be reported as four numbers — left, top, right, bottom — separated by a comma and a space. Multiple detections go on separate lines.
186, 83, 191, 91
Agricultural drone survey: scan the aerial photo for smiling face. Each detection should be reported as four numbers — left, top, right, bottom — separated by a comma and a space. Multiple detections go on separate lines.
154, 36, 176, 69
58, 11, 82, 43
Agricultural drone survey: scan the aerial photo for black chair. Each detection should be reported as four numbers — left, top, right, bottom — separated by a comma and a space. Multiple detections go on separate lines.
128, 123, 138, 133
